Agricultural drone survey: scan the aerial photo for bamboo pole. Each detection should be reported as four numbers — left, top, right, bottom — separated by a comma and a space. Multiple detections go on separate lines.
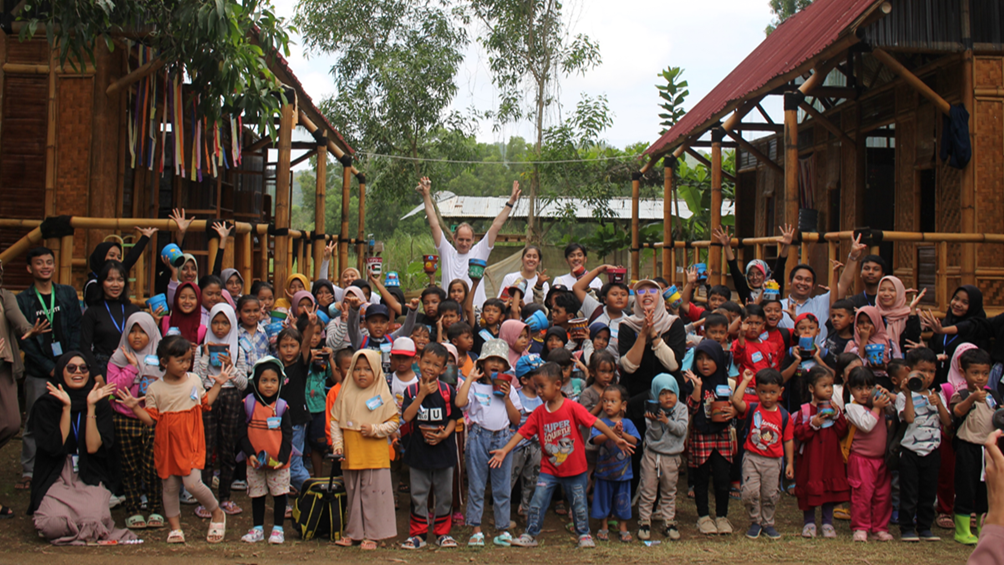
339, 155, 352, 275
709, 128, 724, 286
357, 174, 367, 273
59, 234, 74, 286
273, 93, 296, 287
312, 136, 327, 280
662, 157, 675, 281
783, 92, 802, 282
630, 172, 641, 280
960, 50, 976, 286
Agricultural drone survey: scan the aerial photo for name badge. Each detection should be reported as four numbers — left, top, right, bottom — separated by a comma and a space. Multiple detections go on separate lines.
144, 355, 160, 367
751, 351, 764, 364
267, 416, 281, 429
71, 454, 79, 474
365, 395, 384, 411
715, 385, 732, 398
51, 341, 63, 357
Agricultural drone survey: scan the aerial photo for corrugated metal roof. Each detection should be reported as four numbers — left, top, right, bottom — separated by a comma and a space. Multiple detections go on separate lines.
645, 0, 880, 159
401, 194, 734, 221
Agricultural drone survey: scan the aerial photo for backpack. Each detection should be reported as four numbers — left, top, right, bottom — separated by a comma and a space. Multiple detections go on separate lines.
742, 402, 790, 446
292, 462, 346, 541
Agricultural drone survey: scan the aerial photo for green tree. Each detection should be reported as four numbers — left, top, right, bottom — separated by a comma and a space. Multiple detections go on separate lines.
766, 0, 813, 34
467, 0, 602, 244
656, 66, 689, 134
18, 0, 294, 135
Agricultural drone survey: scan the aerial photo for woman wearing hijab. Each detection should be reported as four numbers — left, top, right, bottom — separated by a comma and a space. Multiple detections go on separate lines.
875, 275, 922, 354
619, 280, 688, 399
107, 312, 166, 529
921, 285, 991, 385
28, 351, 136, 545
81, 261, 140, 378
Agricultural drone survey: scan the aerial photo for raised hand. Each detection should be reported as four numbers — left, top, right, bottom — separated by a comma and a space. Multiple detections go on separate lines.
135, 226, 158, 239
169, 208, 194, 234
46, 382, 71, 407
87, 382, 117, 405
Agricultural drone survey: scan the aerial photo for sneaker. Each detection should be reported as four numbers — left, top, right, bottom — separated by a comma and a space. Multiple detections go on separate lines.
493, 532, 513, 547
231, 480, 248, 491
762, 526, 781, 539
664, 524, 680, 541
715, 517, 733, 535
853, 530, 868, 542
873, 531, 894, 542
268, 528, 285, 544
821, 524, 837, 539
901, 530, 919, 542
746, 524, 762, 539
577, 534, 596, 548
638, 524, 651, 540
510, 533, 538, 547
241, 528, 265, 543
802, 523, 817, 538
697, 516, 718, 535
918, 530, 941, 542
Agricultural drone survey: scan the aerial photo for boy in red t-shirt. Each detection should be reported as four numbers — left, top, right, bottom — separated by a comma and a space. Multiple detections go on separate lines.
488, 362, 632, 548
730, 368, 794, 540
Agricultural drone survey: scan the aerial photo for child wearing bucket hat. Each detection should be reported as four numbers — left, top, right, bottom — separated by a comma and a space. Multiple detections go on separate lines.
455, 339, 522, 547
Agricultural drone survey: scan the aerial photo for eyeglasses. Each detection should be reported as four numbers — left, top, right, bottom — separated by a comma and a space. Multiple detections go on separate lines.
65, 364, 90, 374
635, 288, 660, 295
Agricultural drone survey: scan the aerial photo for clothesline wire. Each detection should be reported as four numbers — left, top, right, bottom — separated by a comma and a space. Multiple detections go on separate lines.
356, 151, 643, 166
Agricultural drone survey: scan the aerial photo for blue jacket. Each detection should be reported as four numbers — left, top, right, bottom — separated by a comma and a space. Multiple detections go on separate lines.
16, 282, 82, 378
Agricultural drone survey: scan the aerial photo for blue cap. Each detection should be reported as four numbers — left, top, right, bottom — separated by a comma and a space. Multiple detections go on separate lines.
515, 354, 545, 378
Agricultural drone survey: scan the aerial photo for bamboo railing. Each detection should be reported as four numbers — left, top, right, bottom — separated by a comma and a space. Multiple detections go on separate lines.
0, 217, 369, 302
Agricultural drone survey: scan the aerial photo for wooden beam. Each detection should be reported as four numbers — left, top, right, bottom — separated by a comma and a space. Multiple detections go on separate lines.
724, 129, 784, 173
106, 58, 164, 95
684, 148, 737, 183
798, 102, 856, 146
871, 48, 952, 115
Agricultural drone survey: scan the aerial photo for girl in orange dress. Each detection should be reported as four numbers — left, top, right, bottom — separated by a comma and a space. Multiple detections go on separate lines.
116, 334, 234, 544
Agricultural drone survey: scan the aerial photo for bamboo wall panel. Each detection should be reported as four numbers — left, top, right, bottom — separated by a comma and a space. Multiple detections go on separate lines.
895, 116, 917, 275
974, 97, 1004, 267
55, 76, 94, 260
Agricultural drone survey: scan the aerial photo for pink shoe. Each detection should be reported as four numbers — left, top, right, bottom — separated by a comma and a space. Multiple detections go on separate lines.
872, 531, 894, 542
853, 530, 868, 542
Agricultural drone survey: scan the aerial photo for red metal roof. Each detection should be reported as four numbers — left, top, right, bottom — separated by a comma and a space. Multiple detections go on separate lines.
645, 0, 880, 158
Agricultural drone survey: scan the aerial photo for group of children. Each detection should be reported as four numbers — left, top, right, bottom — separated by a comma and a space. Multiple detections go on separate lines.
16, 214, 1004, 552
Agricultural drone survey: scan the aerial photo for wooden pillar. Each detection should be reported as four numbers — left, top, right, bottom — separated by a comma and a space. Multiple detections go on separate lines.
630, 172, 642, 280
59, 234, 74, 286
662, 157, 676, 282
312, 135, 327, 280
960, 50, 976, 286
339, 155, 353, 276
357, 174, 367, 273
273, 89, 296, 287
783, 92, 804, 282
710, 127, 724, 286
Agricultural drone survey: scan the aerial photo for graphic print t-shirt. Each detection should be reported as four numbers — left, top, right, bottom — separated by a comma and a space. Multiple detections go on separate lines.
518, 398, 597, 477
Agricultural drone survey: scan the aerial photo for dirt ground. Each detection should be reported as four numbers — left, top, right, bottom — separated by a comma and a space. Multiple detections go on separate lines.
0, 436, 978, 565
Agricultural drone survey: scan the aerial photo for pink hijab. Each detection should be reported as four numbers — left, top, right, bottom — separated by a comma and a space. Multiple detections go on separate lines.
844, 306, 898, 361
500, 319, 529, 368
943, 342, 979, 403
877, 276, 911, 352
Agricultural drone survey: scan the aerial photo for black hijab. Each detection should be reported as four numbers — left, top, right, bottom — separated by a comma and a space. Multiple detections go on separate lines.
691, 340, 731, 435
27, 351, 118, 514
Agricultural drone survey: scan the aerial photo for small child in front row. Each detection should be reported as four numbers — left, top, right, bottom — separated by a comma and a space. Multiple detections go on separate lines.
949, 347, 999, 545
330, 349, 401, 549
844, 366, 895, 542
637, 373, 689, 541
116, 335, 232, 544
590, 384, 640, 543
238, 357, 293, 544
489, 362, 635, 549
400, 343, 462, 549
793, 367, 850, 539
731, 368, 794, 540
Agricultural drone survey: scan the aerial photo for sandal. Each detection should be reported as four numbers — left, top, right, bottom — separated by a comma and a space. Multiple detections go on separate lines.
206, 514, 226, 544
596, 529, 609, 541
167, 529, 186, 544
360, 539, 377, 550
334, 536, 354, 547
220, 500, 243, 515
619, 531, 633, 543
438, 535, 458, 548
14, 477, 31, 491
468, 532, 485, 547
401, 536, 426, 550
0, 505, 13, 519
555, 500, 568, 515
146, 514, 166, 528
125, 514, 148, 529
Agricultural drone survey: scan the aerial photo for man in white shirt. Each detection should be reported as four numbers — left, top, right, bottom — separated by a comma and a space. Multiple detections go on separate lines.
417, 177, 520, 308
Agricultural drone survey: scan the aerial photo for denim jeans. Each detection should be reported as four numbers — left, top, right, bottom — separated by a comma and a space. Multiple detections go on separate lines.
526, 471, 589, 538
465, 424, 512, 530
289, 424, 310, 493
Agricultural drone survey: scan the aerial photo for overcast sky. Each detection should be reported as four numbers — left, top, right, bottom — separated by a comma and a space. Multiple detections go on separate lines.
272, 0, 778, 154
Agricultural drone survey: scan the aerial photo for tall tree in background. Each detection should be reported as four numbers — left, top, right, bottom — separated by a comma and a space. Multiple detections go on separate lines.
468, 0, 602, 244
766, 0, 813, 34
656, 66, 689, 134
295, 0, 472, 210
